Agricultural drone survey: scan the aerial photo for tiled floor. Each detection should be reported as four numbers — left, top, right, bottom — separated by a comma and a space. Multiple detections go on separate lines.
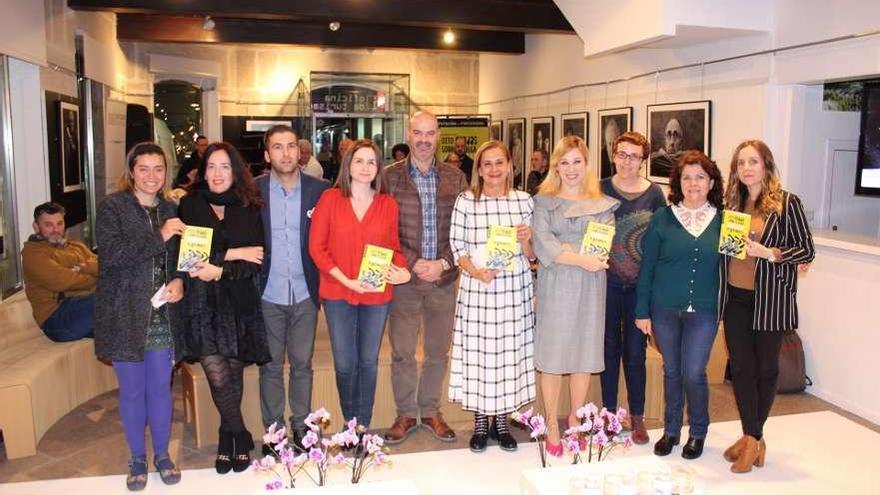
1, 380, 876, 484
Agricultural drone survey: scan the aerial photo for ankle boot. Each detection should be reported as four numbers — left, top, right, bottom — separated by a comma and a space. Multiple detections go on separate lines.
723, 435, 748, 462
232, 430, 255, 473
731, 435, 762, 473
215, 430, 233, 474
653, 434, 680, 456
490, 415, 517, 452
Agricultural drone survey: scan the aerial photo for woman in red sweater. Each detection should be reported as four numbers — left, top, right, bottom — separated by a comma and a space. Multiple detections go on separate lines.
309, 139, 411, 428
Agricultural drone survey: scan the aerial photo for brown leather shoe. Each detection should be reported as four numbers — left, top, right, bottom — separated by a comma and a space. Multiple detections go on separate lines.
730, 435, 763, 473
384, 416, 418, 445
631, 415, 650, 445
723, 435, 748, 462
420, 413, 457, 442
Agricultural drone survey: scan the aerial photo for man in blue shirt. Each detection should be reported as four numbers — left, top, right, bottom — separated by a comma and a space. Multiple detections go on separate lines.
256, 125, 329, 455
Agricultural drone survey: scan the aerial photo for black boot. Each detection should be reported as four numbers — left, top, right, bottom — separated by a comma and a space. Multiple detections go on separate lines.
490, 415, 517, 452
653, 434, 680, 456
215, 430, 233, 474
469, 413, 489, 453
232, 430, 255, 473
681, 437, 705, 459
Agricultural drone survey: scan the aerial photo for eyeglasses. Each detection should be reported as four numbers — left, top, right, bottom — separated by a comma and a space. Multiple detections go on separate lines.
614, 151, 644, 163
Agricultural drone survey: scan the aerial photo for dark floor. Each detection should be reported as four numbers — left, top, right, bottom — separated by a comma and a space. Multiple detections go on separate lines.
0, 380, 876, 483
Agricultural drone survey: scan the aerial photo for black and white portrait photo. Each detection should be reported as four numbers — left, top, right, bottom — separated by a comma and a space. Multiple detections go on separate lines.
647, 100, 711, 184
531, 116, 553, 157
507, 118, 526, 190
60, 101, 82, 193
490, 120, 503, 142
597, 107, 633, 180
561, 112, 589, 142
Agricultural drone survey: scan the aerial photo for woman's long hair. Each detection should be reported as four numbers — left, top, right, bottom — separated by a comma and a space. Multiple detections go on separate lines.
537, 135, 601, 198
667, 150, 724, 210
201, 142, 263, 207
470, 140, 513, 200
725, 139, 783, 217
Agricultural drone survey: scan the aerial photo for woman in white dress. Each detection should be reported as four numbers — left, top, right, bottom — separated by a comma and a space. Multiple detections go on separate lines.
448, 140, 536, 454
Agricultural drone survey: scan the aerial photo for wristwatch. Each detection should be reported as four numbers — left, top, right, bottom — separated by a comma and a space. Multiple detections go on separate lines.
439, 258, 451, 271
766, 250, 777, 263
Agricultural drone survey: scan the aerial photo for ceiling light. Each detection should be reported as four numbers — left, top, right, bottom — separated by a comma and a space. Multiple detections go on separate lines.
329, 21, 341, 32
202, 16, 215, 31
443, 29, 455, 45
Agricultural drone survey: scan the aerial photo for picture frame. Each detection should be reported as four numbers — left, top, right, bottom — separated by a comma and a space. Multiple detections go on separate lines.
856, 82, 880, 196
597, 107, 633, 180
646, 100, 712, 184
490, 120, 503, 142
59, 101, 83, 193
506, 118, 526, 190
561, 111, 589, 143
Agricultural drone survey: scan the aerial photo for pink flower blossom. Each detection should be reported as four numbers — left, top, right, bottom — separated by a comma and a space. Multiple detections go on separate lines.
347, 417, 358, 431
309, 447, 325, 464
332, 453, 346, 465
374, 452, 388, 465
564, 435, 581, 453
302, 430, 319, 449
592, 430, 608, 447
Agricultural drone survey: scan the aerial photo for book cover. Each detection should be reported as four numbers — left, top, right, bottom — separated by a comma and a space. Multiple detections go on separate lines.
580, 221, 615, 260
718, 210, 752, 260
485, 225, 518, 271
357, 244, 394, 291
177, 226, 213, 272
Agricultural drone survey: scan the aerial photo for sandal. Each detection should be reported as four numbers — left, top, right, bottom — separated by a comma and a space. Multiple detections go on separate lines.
232, 430, 254, 473
126, 456, 148, 491
154, 453, 181, 485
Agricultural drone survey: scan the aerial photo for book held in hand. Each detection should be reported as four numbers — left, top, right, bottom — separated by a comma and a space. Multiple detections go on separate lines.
485, 225, 518, 271
358, 244, 394, 291
177, 226, 213, 272
718, 210, 752, 260
580, 221, 615, 260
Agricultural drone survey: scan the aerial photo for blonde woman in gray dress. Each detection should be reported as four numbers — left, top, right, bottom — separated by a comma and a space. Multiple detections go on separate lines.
532, 135, 619, 456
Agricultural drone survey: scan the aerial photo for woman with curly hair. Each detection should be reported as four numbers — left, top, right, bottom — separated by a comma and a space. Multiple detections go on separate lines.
635, 150, 724, 460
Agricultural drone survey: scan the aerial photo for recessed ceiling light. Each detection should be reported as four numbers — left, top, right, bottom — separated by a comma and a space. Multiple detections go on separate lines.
202, 16, 215, 31
443, 29, 455, 45
329, 21, 341, 32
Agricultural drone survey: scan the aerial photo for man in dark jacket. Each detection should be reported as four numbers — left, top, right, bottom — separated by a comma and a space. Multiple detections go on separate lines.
384, 112, 468, 445
256, 125, 329, 454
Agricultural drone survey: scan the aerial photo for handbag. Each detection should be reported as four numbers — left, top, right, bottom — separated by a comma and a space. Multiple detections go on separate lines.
776, 330, 812, 394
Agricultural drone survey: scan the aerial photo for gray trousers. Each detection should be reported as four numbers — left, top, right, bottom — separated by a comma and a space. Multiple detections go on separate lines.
388, 280, 456, 418
259, 298, 318, 429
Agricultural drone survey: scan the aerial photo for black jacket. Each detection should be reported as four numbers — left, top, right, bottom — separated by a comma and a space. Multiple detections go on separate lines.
256, 173, 330, 307
94, 191, 183, 362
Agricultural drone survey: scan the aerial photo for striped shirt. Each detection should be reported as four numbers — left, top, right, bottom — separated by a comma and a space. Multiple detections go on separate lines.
409, 160, 439, 259
719, 191, 815, 331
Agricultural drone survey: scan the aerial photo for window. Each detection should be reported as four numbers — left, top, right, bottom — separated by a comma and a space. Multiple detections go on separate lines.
0, 55, 22, 298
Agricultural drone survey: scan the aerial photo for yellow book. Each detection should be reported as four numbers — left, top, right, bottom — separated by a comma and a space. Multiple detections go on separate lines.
177, 226, 213, 272
718, 210, 752, 260
485, 225, 518, 271
580, 222, 615, 260
357, 244, 394, 291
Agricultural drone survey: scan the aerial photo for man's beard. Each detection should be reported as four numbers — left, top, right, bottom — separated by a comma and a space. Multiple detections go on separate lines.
46, 235, 67, 246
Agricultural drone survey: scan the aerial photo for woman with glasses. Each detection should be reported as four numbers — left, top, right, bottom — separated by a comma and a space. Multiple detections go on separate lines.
599, 132, 666, 446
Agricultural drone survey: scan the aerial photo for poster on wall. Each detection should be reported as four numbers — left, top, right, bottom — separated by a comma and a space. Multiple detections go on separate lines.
506, 118, 526, 190
490, 121, 503, 142
561, 112, 589, 143
856, 82, 880, 196
646, 100, 711, 184
59, 101, 83, 193
437, 115, 490, 181
597, 107, 633, 180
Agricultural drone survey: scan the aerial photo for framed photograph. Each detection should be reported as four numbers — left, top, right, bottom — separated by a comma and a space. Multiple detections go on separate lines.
561, 112, 589, 143
490, 120, 503, 142
597, 107, 633, 180
506, 118, 526, 190
59, 101, 82, 193
646, 100, 712, 184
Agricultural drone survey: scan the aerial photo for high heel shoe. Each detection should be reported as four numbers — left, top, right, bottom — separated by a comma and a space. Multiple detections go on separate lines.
755, 438, 766, 468
544, 440, 564, 457
723, 435, 748, 462
731, 435, 762, 473
215, 430, 233, 474
232, 430, 254, 473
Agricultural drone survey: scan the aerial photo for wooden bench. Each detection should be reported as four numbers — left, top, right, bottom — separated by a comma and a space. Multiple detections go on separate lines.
181, 313, 726, 447
0, 292, 117, 458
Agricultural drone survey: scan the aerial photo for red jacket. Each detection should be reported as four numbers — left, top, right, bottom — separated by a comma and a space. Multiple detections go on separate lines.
309, 188, 406, 305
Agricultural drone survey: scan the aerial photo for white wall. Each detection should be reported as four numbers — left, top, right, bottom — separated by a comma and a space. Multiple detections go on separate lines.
479, 3, 880, 424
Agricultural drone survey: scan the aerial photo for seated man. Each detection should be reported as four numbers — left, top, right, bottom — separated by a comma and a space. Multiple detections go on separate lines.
21, 202, 97, 342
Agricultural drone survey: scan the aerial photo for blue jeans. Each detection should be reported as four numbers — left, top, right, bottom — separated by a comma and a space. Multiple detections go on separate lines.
42, 294, 95, 342
601, 285, 647, 415
651, 306, 718, 438
323, 300, 390, 428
